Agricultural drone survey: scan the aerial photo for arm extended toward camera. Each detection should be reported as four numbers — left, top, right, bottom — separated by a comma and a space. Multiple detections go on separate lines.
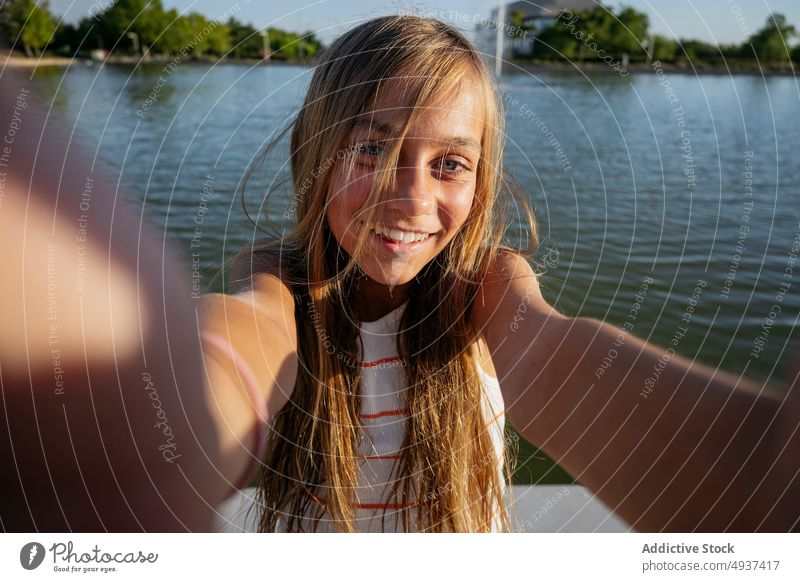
0, 75, 296, 531
196, 274, 298, 502
475, 251, 799, 532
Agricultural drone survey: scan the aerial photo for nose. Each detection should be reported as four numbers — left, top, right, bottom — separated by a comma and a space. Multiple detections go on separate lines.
386, 160, 435, 218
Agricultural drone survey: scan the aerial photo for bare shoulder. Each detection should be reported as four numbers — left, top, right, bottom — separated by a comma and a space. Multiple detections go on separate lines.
228, 236, 295, 298
473, 248, 561, 335
481, 248, 538, 288
472, 249, 568, 401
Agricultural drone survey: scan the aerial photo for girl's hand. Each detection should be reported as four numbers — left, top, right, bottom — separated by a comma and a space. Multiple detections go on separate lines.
0, 73, 218, 531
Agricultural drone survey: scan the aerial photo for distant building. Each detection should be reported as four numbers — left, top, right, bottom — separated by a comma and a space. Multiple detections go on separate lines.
476, 0, 597, 59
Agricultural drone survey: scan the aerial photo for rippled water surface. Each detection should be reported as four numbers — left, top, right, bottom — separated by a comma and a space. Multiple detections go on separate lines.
27, 63, 800, 483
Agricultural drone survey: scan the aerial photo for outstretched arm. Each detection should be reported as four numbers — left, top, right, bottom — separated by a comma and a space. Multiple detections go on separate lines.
0, 73, 221, 530
0, 73, 296, 530
475, 251, 799, 532
197, 271, 298, 501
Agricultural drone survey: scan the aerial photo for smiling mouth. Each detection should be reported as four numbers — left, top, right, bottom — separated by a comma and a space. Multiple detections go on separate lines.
371, 223, 434, 244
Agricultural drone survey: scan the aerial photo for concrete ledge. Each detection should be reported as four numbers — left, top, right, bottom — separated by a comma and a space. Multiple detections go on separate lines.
214, 485, 632, 532
508, 485, 632, 532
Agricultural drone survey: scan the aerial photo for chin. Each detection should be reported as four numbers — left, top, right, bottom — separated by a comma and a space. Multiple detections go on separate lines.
359, 260, 420, 288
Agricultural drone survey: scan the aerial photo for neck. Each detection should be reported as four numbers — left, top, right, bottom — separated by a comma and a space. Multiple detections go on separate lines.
355, 276, 412, 322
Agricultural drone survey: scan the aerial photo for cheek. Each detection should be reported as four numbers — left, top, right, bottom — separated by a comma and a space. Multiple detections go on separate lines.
325, 167, 372, 245
442, 187, 476, 232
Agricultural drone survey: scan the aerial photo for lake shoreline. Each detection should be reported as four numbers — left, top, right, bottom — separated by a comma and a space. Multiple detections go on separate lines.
1, 53, 311, 69
3, 52, 796, 77
512, 62, 798, 77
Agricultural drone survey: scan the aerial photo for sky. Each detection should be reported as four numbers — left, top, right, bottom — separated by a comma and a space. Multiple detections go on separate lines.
48, 0, 800, 47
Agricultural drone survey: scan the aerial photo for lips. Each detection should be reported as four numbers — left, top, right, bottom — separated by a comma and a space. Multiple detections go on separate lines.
373, 223, 431, 243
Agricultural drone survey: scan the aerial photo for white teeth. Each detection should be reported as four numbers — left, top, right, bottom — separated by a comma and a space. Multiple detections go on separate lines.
374, 224, 430, 243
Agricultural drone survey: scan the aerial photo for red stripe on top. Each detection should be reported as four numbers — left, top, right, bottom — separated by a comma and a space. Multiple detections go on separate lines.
360, 408, 408, 419
359, 409, 503, 424
303, 490, 423, 510
355, 501, 419, 510
357, 356, 404, 368
484, 410, 505, 428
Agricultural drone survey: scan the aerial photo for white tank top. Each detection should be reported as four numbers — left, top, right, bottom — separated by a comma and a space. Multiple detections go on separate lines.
276, 302, 507, 532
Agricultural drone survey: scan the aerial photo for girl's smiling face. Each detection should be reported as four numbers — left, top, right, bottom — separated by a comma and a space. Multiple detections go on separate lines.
325, 79, 485, 296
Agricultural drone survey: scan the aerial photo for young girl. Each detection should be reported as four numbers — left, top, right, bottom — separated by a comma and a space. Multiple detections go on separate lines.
1, 15, 797, 533
197, 15, 799, 533
204, 14, 518, 532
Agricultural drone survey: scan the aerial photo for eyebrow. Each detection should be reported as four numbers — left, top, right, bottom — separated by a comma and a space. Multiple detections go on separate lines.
350, 119, 482, 154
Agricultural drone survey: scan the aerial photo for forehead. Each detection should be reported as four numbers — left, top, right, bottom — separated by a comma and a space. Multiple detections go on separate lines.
351, 78, 485, 151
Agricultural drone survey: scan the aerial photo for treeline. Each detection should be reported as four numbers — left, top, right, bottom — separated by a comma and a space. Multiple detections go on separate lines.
509, 4, 799, 68
0, 0, 324, 60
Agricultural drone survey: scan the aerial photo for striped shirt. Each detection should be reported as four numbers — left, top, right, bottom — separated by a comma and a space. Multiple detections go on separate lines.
276, 302, 506, 532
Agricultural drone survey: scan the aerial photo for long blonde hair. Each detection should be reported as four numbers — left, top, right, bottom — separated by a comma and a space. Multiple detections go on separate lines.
234, 15, 537, 532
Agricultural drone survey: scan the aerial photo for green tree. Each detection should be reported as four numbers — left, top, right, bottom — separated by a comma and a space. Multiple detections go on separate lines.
267, 27, 297, 60
205, 20, 231, 56
268, 27, 323, 61
165, 12, 231, 58
227, 17, 261, 59
54, 16, 106, 55
533, 4, 649, 63
0, 0, 58, 57
181, 12, 212, 57
747, 13, 796, 64
296, 30, 323, 60
574, 5, 649, 61
51, 22, 79, 54
532, 11, 580, 61
612, 6, 649, 58
719, 42, 744, 63
677, 39, 722, 66
574, 6, 615, 62
93, 0, 170, 54
152, 9, 195, 55
650, 35, 677, 62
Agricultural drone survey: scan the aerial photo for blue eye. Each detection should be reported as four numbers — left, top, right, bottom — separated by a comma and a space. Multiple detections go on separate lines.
436, 158, 468, 175
352, 142, 383, 157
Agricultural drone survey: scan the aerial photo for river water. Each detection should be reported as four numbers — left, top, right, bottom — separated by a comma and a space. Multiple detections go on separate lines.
24, 62, 800, 483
